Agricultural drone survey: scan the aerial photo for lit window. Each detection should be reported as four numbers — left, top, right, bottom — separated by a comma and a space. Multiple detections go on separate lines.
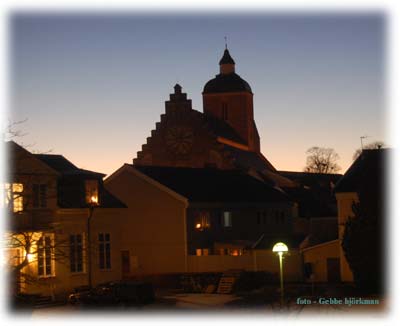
229, 249, 242, 256
38, 235, 54, 277
99, 233, 111, 270
223, 211, 232, 227
70, 234, 84, 273
4, 183, 23, 213
196, 249, 209, 256
32, 184, 47, 208
195, 212, 210, 230
85, 180, 99, 205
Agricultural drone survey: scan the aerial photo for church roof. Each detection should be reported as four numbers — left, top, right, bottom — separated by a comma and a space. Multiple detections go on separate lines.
222, 144, 276, 173
201, 113, 246, 145
134, 165, 291, 203
203, 72, 252, 94
219, 49, 235, 65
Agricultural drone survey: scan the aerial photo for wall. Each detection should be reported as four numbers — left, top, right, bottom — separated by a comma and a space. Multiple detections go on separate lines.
105, 166, 188, 276
187, 203, 294, 255
336, 192, 358, 282
302, 240, 340, 282
17, 208, 125, 298
187, 249, 303, 282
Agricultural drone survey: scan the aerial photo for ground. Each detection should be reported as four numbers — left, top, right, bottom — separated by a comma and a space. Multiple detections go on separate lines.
12, 286, 386, 317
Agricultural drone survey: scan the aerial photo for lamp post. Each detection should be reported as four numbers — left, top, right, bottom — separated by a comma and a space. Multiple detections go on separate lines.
87, 196, 98, 289
272, 242, 288, 307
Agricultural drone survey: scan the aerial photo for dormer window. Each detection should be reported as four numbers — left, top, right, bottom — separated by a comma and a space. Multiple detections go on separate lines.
85, 180, 99, 205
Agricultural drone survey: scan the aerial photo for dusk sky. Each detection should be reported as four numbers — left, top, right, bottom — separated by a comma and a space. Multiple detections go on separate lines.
10, 13, 386, 176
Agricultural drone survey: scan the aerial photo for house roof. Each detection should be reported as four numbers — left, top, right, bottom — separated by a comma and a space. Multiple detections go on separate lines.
34, 155, 125, 208
278, 171, 342, 187
35, 154, 105, 177
334, 149, 388, 193
133, 165, 291, 203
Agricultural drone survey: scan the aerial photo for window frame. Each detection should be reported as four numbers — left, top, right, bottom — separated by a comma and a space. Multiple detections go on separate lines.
85, 179, 99, 205
4, 183, 24, 213
98, 233, 111, 270
32, 183, 48, 208
222, 211, 232, 227
37, 234, 55, 278
70, 233, 85, 274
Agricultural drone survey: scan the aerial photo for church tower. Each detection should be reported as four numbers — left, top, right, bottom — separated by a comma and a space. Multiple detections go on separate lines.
202, 48, 260, 152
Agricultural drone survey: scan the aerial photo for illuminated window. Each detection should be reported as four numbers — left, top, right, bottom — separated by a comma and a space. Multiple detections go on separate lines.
38, 235, 54, 277
70, 234, 84, 273
4, 183, 23, 213
32, 184, 47, 208
195, 212, 210, 230
99, 233, 111, 270
196, 249, 209, 256
85, 180, 99, 205
229, 249, 242, 256
223, 211, 232, 227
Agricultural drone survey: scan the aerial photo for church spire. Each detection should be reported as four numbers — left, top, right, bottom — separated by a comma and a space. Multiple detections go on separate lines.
219, 48, 235, 74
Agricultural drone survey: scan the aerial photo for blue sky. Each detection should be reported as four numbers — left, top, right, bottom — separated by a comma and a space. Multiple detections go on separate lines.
10, 13, 386, 175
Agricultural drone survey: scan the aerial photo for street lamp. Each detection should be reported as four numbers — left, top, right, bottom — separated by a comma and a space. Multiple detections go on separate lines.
87, 196, 99, 289
272, 242, 288, 306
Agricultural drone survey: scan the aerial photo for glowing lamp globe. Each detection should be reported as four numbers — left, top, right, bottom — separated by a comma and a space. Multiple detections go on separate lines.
272, 242, 288, 254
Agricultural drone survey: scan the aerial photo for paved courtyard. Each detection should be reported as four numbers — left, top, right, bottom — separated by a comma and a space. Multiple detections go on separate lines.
21, 291, 387, 317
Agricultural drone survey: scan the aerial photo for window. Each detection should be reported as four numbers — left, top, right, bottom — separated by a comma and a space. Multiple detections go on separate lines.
223, 211, 232, 227
99, 233, 111, 270
196, 249, 209, 256
228, 249, 242, 256
85, 180, 99, 205
222, 103, 228, 120
280, 211, 285, 224
195, 212, 210, 230
32, 184, 47, 208
70, 234, 84, 273
4, 183, 23, 213
38, 235, 53, 277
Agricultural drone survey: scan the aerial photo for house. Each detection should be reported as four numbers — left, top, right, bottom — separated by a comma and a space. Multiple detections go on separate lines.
4, 141, 126, 299
334, 148, 387, 282
104, 164, 304, 278
300, 148, 387, 283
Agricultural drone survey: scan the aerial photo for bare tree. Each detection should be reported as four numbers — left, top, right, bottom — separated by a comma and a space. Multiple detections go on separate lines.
352, 141, 385, 161
304, 146, 341, 174
2, 120, 65, 296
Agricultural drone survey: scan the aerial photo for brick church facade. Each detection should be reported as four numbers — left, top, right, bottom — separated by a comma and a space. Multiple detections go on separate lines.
133, 48, 293, 190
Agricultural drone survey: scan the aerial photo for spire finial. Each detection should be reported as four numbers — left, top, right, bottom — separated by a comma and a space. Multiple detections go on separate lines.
224, 36, 227, 50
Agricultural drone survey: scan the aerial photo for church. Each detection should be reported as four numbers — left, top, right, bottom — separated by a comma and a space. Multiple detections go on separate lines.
133, 47, 294, 190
